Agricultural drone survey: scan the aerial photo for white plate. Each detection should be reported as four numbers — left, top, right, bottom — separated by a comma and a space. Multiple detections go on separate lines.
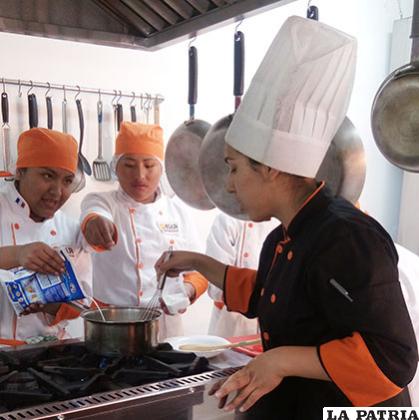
165, 335, 231, 358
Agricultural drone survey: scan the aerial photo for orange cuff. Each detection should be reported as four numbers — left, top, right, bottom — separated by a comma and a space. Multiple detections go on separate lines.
319, 332, 402, 406
89, 298, 110, 309
81, 213, 118, 252
183, 272, 208, 302
0, 338, 26, 346
224, 266, 257, 314
50, 303, 81, 326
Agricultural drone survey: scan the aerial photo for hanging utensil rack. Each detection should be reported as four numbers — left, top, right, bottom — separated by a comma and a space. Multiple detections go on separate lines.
1, 77, 164, 104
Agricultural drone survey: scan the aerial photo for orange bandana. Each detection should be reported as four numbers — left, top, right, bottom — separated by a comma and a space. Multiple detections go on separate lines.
16, 128, 78, 174
115, 122, 164, 161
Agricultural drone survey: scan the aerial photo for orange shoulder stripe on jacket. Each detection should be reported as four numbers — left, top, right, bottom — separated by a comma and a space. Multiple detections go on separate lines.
183, 272, 208, 302
224, 266, 257, 314
319, 331, 402, 406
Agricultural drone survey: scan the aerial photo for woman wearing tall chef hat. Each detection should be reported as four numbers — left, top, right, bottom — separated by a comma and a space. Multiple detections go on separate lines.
0, 128, 91, 345
156, 16, 417, 417
80, 122, 207, 340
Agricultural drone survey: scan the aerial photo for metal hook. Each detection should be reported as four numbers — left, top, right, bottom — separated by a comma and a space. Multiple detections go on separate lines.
117, 90, 122, 104
63, 85, 67, 101
18, 80, 22, 97
130, 91, 136, 106
188, 35, 197, 49
307, 0, 312, 7
396, 0, 403, 19
234, 16, 243, 32
45, 82, 51, 97
27, 80, 34, 95
145, 93, 152, 110
98, 89, 102, 102
111, 89, 118, 106
2, 78, 5, 93
75, 85, 81, 100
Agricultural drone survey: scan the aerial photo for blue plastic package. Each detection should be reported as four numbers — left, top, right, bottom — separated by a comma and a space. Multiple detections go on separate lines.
0, 247, 85, 315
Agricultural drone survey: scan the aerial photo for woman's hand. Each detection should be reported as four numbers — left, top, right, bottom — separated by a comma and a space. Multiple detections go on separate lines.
17, 242, 65, 275
209, 346, 328, 412
155, 251, 200, 277
209, 349, 285, 412
84, 216, 117, 250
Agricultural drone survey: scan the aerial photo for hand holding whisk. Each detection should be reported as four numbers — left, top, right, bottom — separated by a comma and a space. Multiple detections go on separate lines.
142, 248, 173, 321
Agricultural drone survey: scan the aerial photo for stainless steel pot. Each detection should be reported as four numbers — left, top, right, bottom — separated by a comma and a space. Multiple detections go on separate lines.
82, 306, 161, 357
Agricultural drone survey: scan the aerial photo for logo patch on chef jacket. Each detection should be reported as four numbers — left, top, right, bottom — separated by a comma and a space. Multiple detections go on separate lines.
158, 222, 179, 234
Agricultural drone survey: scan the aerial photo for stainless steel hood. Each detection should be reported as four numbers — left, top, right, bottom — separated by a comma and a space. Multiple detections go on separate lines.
0, 0, 296, 50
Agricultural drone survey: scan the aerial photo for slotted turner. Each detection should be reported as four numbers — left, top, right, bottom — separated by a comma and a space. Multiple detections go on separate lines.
93, 99, 111, 181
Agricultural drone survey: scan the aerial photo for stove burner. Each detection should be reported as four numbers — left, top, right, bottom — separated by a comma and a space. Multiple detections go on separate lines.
2, 371, 38, 392
0, 341, 212, 413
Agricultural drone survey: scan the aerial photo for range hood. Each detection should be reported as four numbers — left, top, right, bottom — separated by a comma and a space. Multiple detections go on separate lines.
0, 0, 296, 51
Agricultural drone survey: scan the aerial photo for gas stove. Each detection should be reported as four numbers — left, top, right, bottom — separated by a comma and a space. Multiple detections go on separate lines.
0, 340, 241, 419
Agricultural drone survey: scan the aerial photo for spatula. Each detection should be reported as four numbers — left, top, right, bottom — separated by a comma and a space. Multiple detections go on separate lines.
93, 99, 111, 181
179, 338, 261, 352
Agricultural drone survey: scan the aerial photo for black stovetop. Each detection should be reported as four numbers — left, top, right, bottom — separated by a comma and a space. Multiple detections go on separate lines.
0, 341, 211, 413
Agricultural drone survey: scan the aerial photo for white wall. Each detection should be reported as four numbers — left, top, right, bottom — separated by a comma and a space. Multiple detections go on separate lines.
0, 0, 414, 335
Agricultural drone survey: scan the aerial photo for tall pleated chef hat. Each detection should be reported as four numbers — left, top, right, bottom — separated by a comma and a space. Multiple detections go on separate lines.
16, 128, 78, 174
225, 16, 357, 178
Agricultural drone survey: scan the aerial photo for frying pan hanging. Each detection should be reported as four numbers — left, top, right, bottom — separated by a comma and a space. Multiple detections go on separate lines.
198, 30, 248, 220
165, 45, 214, 210
371, 0, 419, 172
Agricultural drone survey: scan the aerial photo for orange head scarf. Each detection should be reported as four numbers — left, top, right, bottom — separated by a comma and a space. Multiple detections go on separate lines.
16, 128, 78, 174
115, 122, 164, 161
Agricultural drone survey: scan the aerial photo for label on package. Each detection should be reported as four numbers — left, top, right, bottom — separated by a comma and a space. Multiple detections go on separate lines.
1, 247, 85, 315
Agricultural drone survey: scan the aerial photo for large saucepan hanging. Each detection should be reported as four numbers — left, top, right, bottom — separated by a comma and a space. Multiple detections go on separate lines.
371, 0, 419, 172
316, 117, 366, 204
199, 30, 248, 220
165, 45, 214, 210
309, 4, 366, 203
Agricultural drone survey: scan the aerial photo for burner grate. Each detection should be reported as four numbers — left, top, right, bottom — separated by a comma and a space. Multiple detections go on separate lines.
0, 367, 238, 419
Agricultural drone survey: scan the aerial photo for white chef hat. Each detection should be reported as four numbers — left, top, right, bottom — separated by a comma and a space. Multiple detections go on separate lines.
225, 16, 357, 178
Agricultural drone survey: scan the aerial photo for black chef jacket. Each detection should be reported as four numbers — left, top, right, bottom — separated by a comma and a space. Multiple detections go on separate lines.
224, 184, 417, 420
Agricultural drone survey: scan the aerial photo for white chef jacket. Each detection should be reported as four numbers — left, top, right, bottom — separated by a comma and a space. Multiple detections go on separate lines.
80, 187, 204, 340
396, 243, 419, 406
206, 213, 277, 338
0, 182, 91, 342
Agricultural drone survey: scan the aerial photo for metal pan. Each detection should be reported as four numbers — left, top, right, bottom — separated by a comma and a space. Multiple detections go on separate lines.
371, 0, 419, 172
165, 46, 214, 210
198, 30, 247, 220
316, 117, 366, 204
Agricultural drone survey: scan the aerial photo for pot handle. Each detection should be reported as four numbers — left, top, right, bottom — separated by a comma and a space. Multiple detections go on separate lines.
234, 30, 245, 110
46, 96, 53, 129
188, 46, 198, 120
1, 92, 8, 125
28, 93, 38, 128
117, 103, 123, 131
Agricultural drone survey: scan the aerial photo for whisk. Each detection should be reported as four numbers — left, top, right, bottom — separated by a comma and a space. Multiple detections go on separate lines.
141, 248, 172, 321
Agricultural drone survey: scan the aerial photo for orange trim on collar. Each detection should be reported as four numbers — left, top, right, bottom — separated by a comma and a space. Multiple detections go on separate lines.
284, 181, 325, 233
